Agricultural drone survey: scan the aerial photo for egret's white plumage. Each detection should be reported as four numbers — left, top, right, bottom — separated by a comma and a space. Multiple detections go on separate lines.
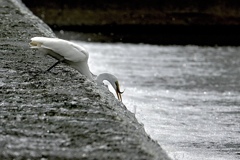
29, 37, 123, 101
29, 37, 93, 80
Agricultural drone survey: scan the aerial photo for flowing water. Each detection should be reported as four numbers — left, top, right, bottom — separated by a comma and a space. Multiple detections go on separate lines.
74, 41, 240, 160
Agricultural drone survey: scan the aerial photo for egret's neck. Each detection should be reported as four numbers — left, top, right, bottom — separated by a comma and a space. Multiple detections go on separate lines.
96, 73, 117, 90
70, 61, 93, 80
96, 73, 106, 85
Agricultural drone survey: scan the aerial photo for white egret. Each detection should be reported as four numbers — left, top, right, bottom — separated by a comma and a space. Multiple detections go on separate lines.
29, 37, 123, 101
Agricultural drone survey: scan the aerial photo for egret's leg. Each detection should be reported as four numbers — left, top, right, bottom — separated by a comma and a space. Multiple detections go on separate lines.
46, 58, 64, 72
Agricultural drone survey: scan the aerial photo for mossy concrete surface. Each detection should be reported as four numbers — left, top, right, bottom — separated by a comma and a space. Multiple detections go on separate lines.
0, 0, 171, 159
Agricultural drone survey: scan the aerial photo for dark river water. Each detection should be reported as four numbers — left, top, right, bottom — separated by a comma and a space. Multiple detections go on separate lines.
71, 41, 240, 160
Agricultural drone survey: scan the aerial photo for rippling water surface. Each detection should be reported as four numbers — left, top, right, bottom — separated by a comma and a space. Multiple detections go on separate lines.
74, 41, 240, 160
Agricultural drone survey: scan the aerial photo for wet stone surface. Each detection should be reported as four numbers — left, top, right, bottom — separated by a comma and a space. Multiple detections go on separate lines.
0, 0, 170, 159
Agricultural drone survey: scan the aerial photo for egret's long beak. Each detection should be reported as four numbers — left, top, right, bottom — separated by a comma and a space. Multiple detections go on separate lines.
115, 81, 124, 101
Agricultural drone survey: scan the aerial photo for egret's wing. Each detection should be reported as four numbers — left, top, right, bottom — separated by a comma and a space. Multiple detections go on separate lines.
30, 37, 88, 62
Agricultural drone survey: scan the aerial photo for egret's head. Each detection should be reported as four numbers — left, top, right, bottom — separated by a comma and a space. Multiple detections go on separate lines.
96, 73, 124, 101
115, 81, 124, 101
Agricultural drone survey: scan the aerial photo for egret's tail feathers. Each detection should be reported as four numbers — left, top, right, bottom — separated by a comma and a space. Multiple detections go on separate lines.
29, 41, 42, 48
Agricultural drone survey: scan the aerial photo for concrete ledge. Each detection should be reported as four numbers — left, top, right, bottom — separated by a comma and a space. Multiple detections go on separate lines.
0, 0, 171, 159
